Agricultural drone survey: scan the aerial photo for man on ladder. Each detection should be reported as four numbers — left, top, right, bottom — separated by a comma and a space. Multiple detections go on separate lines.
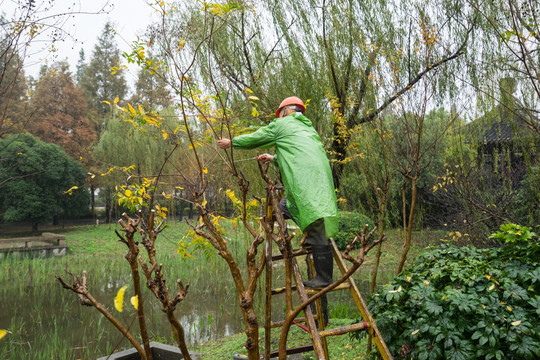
218, 96, 339, 296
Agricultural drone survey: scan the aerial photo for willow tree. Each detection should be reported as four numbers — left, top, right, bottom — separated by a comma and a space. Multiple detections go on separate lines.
160, 1, 482, 280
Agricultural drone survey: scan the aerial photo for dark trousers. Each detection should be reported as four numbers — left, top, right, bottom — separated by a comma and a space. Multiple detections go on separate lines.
279, 198, 328, 246
279, 197, 330, 325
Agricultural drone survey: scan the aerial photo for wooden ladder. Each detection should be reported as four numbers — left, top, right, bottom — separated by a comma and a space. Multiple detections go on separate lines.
263, 236, 394, 360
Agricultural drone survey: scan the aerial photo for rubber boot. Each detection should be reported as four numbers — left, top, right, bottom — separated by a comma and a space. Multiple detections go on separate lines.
304, 244, 333, 288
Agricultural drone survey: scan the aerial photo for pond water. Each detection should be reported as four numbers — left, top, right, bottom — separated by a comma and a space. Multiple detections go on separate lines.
0, 250, 387, 359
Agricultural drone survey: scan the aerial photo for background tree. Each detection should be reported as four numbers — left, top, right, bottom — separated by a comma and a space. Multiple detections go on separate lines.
0, 133, 90, 233
93, 106, 177, 222
0, 40, 28, 138
0, 1, 111, 138
79, 21, 128, 128
130, 62, 172, 110
28, 61, 97, 165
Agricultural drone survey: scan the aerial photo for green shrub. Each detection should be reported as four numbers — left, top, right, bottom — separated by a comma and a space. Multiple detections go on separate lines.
363, 225, 540, 360
333, 211, 374, 250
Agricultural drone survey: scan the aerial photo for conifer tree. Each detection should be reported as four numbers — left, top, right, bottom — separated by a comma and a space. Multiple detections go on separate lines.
79, 21, 128, 127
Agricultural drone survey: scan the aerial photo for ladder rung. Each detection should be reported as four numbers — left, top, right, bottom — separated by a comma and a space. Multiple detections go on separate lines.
319, 322, 370, 338
305, 282, 351, 294
271, 248, 310, 261
270, 316, 319, 328
272, 281, 351, 295
271, 285, 298, 295
269, 344, 314, 358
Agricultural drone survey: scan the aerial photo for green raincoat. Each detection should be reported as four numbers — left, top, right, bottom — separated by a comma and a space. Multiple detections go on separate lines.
232, 112, 339, 238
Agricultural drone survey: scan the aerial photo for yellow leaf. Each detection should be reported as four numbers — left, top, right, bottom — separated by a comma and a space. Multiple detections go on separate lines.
511, 320, 521, 326
113, 97, 119, 106
114, 286, 127, 312
248, 95, 259, 101
245, 88, 253, 93
489, 284, 495, 291
252, 107, 260, 117
247, 199, 258, 208
507, 306, 512, 312
130, 295, 139, 310
162, 130, 168, 140
202, 167, 208, 174
456, 231, 462, 238
64, 186, 78, 194
406, 276, 411, 282
175, 186, 184, 190
202, 199, 207, 207
178, 38, 186, 50
0, 329, 7, 341
102, 100, 111, 105
423, 280, 430, 286
128, 103, 137, 116
411, 329, 419, 335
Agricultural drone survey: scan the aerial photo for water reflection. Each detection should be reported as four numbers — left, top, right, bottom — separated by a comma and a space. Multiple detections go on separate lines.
0, 253, 385, 359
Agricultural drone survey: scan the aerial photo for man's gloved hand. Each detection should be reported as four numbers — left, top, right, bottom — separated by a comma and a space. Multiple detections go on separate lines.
257, 154, 274, 163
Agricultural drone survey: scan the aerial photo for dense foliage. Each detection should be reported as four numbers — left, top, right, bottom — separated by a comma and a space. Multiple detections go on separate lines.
334, 211, 374, 250
0, 134, 90, 230
366, 224, 540, 359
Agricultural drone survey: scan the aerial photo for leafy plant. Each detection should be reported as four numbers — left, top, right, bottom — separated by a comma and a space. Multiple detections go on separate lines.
489, 223, 536, 244
363, 231, 540, 359
334, 211, 375, 250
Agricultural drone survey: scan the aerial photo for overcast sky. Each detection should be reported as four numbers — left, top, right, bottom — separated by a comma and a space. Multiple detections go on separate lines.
5, 0, 156, 87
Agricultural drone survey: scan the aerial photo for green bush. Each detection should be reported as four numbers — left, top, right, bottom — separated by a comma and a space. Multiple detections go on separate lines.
333, 211, 374, 250
364, 224, 540, 360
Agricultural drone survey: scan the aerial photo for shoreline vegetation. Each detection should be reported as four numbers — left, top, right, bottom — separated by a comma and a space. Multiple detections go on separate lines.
0, 221, 442, 359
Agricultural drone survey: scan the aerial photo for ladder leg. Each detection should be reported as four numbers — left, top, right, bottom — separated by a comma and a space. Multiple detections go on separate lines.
264, 237, 273, 359
291, 259, 327, 359
307, 251, 330, 359
329, 238, 393, 360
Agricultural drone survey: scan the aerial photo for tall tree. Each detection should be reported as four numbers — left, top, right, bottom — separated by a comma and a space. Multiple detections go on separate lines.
465, 0, 540, 137
0, 41, 27, 138
28, 61, 97, 165
0, 1, 110, 138
79, 21, 128, 125
76, 48, 87, 85
0, 133, 90, 233
130, 63, 172, 110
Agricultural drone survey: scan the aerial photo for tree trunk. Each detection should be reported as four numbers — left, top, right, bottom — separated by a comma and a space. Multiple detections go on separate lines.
370, 210, 386, 294
397, 177, 417, 274
31, 222, 38, 235
105, 186, 112, 224
91, 184, 96, 219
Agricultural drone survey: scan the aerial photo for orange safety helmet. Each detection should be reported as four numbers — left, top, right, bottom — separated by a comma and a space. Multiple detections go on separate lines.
276, 96, 305, 118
